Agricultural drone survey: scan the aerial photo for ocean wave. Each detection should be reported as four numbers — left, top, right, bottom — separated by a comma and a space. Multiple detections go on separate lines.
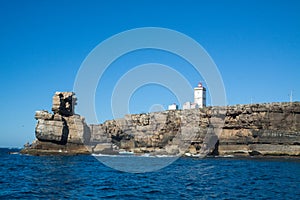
92, 153, 178, 158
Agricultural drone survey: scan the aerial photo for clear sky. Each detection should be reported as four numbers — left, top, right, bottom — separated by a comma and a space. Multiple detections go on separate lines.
1, 0, 300, 147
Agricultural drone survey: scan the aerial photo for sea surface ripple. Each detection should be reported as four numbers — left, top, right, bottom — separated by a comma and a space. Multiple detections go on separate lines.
1, 148, 299, 199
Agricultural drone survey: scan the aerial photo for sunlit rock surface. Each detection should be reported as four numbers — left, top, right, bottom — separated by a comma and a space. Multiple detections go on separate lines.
21, 92, 300, 156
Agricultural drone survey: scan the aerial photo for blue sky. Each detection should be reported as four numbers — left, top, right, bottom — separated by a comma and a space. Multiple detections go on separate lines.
1, 0, 300, 147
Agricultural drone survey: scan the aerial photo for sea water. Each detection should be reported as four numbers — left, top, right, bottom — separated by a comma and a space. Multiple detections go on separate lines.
1, 148, 299, 199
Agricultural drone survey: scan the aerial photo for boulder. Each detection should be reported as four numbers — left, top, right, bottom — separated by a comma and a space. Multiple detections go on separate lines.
35, 119, 66, 144
35, 110, 53, 120
65, 115, 91, 144
93, 143, 112, 153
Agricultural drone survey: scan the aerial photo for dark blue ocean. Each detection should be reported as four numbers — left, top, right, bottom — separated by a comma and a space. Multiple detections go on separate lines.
1, 148, 300, 199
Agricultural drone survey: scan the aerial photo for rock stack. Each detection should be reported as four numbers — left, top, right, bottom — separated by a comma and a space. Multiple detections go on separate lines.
22, 92, 91, 155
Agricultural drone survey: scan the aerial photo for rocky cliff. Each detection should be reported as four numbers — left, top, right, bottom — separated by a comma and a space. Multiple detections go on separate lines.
21, 92, 300, 156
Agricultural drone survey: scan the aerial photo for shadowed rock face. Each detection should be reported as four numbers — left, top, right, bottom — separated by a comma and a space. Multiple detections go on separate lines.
21, 92, 300, 156
52, 92, 77, 117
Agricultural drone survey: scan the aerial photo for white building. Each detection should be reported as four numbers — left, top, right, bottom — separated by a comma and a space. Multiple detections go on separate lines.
194, 82, 206, 108
168, 103, 178, 110
183, 102, 191, 110
191, 102, 199, 109
183, 102, 199, 110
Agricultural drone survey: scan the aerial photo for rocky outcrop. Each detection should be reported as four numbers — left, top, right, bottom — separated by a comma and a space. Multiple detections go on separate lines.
52, 91, 76, 116
21, 92, 91, 155
218, 103, 300, 156
21, 92, 300, 157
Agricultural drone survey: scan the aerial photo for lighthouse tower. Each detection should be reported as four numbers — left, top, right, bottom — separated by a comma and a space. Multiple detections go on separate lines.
194, 82, 206, 108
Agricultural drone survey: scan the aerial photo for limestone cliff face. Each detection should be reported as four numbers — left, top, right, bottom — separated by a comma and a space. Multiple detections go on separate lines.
220, 103, 300, 156
21, 92, 300, 156
94, 103, 300, 156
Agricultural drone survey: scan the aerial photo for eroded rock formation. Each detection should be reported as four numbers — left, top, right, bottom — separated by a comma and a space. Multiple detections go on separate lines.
21, 92, 300, 156
22, 92, 91, 155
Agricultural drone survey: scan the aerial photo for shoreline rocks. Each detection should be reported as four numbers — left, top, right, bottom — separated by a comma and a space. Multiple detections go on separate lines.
21, 92, 300, 157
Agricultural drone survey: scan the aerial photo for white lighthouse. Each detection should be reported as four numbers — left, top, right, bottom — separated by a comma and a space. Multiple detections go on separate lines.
194, 82, 206, 108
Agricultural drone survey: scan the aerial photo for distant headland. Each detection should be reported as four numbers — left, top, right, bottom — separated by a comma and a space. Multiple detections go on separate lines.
21, 91, 300, 157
